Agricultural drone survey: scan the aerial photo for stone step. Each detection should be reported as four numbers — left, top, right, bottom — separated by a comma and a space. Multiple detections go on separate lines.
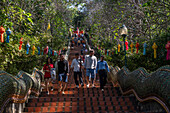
24, 105, 136, 112
28, 96, 133, 103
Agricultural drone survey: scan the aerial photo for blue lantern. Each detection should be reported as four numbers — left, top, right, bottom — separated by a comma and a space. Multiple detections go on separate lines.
6, 28, 11, 43
143, 42, 147, 55
50, 48, 53, 55
107, 50, 109, 56
54, 51, 57, 56
41, 48, 44, 55
26, 42, 30, 54
37, 47, 40, 55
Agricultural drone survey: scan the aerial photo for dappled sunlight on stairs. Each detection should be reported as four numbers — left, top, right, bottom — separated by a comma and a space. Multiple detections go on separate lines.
24, 46, 139, 113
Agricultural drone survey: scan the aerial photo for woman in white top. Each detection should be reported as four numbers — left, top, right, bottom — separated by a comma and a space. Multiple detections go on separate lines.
71, 53, 84, 88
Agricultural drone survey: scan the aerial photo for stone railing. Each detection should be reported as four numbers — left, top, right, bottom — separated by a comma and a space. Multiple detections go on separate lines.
86, 38, 170, 112
0, 68, 44, 113
107, 65, 170, 113
0, 39, 71, 113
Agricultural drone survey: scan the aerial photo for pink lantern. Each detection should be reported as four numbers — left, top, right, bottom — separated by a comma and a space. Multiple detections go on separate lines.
125, 40, 129, 50
165, 41, 170, 60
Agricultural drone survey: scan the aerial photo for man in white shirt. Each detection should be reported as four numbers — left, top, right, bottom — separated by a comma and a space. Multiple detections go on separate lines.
84, 49, 97, 88
71, 53, 84, 88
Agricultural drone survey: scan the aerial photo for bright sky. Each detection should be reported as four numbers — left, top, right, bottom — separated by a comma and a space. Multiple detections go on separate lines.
68, 3, 86, 12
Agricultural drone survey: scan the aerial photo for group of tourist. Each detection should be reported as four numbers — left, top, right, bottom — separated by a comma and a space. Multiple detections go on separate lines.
43, 35, 110, 95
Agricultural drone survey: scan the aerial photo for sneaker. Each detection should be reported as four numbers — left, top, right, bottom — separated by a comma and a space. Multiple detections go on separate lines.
52, 81, 55, 84
51, 86, 54, 91
58, 87, 62, 93
62, 91, 65, 94
92, 84, 95, 88
81, 83, 84, 87
86, 84, 90, 88
76, 85, 79, 88
101, 89, 104, 92
46, 91, 49, 95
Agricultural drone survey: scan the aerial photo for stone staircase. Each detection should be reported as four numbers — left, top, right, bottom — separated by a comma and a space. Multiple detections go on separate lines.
23, 46, 140, 113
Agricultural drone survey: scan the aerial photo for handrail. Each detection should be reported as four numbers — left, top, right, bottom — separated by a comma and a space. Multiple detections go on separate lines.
87, 38, 170, 113
0, 68, 43, 113
108, 65, 170, 113
0, 39, 70, 113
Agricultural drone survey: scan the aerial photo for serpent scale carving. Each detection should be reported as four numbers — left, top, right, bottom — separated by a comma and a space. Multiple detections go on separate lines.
108, 65, 170, 113
0, 68, 43, 113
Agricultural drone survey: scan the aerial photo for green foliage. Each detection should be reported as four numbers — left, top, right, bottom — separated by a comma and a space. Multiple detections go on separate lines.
0, 0, 75, 75
94, 31, 170, 72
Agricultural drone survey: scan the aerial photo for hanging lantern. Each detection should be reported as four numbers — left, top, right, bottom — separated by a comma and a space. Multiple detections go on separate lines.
130, 42, 134, 53
41, 48, 44, 55
48, 48, 51, 56
152, 42, 157, 59
32, 44, 36, 55
135, 42, 139, 54
112, 50, 114, 55
59, 50, 61, 55
54, 51, 56, 56
118, 44, 121, 52
143, 42, 147, 55
125, 40, 129, 50
107, 50, 109, 56
19, 37, 23, 50
0, 26, 5, 43
165, 41, 170, 60
6, 28, 11, 43
44, 46, 48, 55
52, 50, 54, 56
37, 47, 40, 55
50, 48, 52, 55
26, 41, 30, 54
109, 50, 111, 55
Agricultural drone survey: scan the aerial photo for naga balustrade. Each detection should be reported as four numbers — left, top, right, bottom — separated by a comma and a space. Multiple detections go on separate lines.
0, 68, 44, 113
86, 37, 170, 113
0, 39, 71, 113
107, 65, 170, 113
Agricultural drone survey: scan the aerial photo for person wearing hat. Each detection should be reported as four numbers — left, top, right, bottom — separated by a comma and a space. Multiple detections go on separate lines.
96, 55, 110, 91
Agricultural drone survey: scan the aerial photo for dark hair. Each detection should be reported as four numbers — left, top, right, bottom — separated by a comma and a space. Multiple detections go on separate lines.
90, 49, 94, 53
101, 55, 104, 58
46, 57, 53, 64
60, 54, 64, 57
75, 53, 79, 56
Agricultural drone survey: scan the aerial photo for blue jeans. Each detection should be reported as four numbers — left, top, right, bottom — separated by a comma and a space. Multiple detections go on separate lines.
74, 72, 83, 85
58, 73, 68, 83
86, 69, 95, 79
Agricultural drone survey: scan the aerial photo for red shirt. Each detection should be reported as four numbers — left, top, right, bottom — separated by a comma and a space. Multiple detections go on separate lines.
43, 64, 54, 78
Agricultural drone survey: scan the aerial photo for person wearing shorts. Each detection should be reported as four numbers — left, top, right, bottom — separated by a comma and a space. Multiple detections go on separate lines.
58, 54, 69, 94
43, 57, 54, 95
84, 49, 97, 88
